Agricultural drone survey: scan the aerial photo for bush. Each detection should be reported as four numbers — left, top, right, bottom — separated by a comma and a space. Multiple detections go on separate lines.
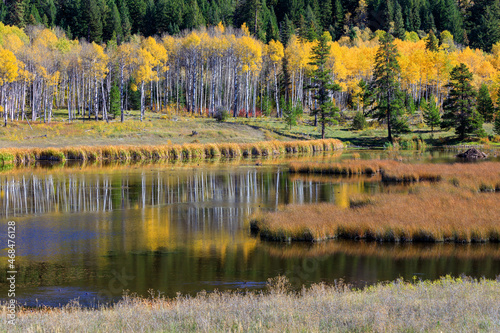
352, 111, 367, 130
214, 108, 230, 122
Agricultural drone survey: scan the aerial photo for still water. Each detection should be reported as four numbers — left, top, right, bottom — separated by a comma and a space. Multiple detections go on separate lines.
1, 151, 499, 307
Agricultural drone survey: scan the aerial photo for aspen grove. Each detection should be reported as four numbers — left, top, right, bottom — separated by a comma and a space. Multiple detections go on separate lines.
1, 22, 500, 125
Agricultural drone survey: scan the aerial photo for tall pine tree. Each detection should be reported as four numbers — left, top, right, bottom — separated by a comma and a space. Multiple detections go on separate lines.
308, 31, 341, 139
441, 64, 484, 140
477, 83, 495, 123
373, 31, 407, 143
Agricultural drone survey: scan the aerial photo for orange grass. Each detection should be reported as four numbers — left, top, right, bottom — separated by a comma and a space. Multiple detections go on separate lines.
250, 184, 500, 243
0, 139, 343, 166
289, 160, 500, 192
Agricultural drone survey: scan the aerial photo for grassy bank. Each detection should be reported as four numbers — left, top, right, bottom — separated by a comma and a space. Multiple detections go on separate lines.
0, 139, 343, 165
2, 111, 499, 150
250, 184, 500, 243
2, 276, 499, 332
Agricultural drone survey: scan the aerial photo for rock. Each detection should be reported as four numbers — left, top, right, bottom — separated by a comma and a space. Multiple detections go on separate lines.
456, 148, 488, 159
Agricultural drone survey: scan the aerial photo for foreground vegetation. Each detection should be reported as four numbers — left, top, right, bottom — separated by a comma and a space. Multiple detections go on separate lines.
2, 276, 499, 332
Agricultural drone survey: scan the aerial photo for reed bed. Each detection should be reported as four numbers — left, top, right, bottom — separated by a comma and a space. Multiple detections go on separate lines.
250, 185, 500, 243
289, 160, 500, 191
0, 139, 343, 166
2, 276, 499, 332
381, 161, 500, 191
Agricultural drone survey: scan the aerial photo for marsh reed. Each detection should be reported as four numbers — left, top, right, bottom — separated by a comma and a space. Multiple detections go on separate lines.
289, 160, 500, 191
250, 184, 500, 243
0, 139, 343, 165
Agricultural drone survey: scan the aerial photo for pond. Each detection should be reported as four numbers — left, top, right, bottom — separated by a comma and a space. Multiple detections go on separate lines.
1, 149, 499, 307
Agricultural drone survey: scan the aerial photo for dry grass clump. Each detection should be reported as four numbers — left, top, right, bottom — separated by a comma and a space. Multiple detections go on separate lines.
1, 276, 499, 332
251, 185, 500, 243
218, 143, 242, 157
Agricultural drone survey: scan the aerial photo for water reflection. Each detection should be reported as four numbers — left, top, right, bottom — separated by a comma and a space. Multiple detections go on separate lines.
0, 167, 382, 217
0, 156, 499, 307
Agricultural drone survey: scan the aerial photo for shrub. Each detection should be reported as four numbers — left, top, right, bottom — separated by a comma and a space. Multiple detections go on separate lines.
352, 111, 368, 130
214, 108, 230, 122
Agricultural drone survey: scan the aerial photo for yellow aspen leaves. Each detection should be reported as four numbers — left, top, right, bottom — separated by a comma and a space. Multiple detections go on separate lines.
268, 40, 284, 64
0, 47, 19, 86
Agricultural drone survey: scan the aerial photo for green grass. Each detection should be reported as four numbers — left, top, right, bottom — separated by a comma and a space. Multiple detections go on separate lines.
2, 276, 499, 332
1, 110, 498, 149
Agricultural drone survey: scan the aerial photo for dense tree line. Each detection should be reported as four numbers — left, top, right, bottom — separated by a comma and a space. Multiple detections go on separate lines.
2, 0, 500, 51
1, 21, 500, 139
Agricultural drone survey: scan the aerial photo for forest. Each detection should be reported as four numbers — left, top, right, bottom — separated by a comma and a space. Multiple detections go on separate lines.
1, 1, 500, 140
1, 0, 500, 51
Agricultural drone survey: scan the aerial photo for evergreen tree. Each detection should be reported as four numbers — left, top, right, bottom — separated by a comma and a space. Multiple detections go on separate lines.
441, 0, 464, 44
142, 0, 156, 36
410, 3, 421, 31
422, 11, 436, 32
282, 97, 302, 129
110, 83, 121, 118
319, 0, 333, 28
352, 111, 368, 130
0, 2, 7, 23
119, 0, 132, 41
184, 0, 205, 30
83, 0, 103, 42
495, 112, 500, 135
393, 2, 405, 40
332, 0, 343, 39
477, 83, 495, 123
62, 0, 83, 38
280, 14, 295, 44
126, 0, 146, 34
104, 0, 123, 42
422, 95, 441, 133
305, 5, 319, 41
481, 1, 500, 52
378, 0, 394, 31
357, 78, 374, 116
441, 63, 484, 140
7, 0, 26, 28
266, 7, 280, 42
425, 30, 439, 51
373, 32, 404, 143
308, 31, 341, 139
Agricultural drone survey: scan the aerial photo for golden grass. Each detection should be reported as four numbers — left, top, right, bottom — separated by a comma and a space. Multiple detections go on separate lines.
289, 160, 500, 192
250, 184, 500, 243
2, 276, 500, 332
0, 139, 343, 166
